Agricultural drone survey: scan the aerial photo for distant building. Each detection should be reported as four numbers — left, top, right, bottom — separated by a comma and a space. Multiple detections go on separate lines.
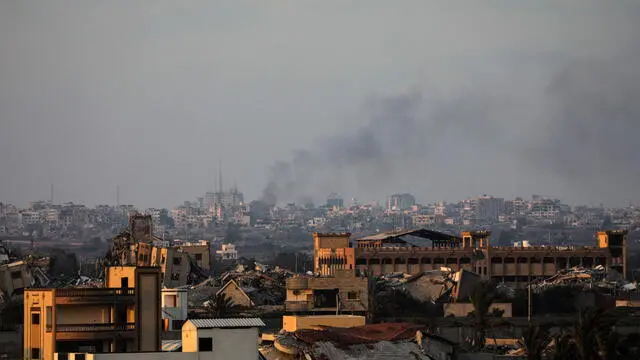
326, 193, 344, 209
387, 193, 416, 211
162, 288, 188, 331
216, 243, 237, 261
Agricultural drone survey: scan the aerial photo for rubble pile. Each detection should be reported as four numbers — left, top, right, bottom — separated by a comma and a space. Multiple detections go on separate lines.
530, 265, 637, 294
188, 263, 292, 309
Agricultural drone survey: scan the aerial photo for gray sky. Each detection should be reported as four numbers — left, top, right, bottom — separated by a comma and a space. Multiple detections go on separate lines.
1, 1, 639, 208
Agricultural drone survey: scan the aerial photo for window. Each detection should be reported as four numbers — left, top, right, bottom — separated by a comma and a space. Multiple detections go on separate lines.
173, 257, 182, 265
46, 307, 52, 328
57, 354, 68, 360
198, 337, 213, 352
76, 354, 86, 360
161, 256, 166, 264
31, 348, 40, 359
347, 291, 358, 300
31, 313, 40, 325
10, 271, 21, 279
164, 295, 177, 307
195, 253, 203, 261
172, 320, 184, 330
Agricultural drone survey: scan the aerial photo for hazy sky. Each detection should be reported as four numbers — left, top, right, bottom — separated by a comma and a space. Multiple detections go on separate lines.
1, 1, 639, 208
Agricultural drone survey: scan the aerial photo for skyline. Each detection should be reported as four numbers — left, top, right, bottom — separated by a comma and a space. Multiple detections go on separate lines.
2, 1, 640, 208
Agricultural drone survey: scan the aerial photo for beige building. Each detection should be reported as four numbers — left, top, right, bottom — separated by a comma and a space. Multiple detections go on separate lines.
176, 242, 211, 271
285, 269, 372, 316
52, 318, 264, 360
0, 260, 31, 296
24, 266, 162, 360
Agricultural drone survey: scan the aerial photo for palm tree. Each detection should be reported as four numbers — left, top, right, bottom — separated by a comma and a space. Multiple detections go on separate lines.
519, 324, 551, 360
206, 293, 240, 317
468, 281, 499, 350
570, 307, 615, 360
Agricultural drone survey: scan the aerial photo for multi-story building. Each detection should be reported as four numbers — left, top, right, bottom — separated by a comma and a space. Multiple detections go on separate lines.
161, 288, 188, 331
285, 269, 372, 316
386, 193, 416, 211
312, 229, 629, 287
216, 244, 238, 261
176, 241, 211, 271
23, 266, 162, 360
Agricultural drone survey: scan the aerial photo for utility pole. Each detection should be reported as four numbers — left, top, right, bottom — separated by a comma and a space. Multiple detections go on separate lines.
528, 283, 532, 322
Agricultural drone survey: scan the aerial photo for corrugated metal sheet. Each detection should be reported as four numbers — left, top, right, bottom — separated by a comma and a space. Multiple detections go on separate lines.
189, 318, 266, 328
162, 340, 182, 352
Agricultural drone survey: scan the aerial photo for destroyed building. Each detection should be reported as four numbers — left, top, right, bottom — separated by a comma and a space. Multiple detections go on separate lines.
101, 214, 210, 287
313, 229, 630, 287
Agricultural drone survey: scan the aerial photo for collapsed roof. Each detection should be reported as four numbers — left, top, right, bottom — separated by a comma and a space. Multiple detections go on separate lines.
357, 228, 461, 247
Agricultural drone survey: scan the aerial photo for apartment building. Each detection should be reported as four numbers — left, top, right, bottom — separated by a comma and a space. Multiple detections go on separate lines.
161, 288, 188, 331
23, 266, 162, 360
285, 269, 372, 316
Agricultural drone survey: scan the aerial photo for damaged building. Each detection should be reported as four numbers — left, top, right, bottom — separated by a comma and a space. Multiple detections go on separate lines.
313, 229, 630, 287
285, 269, 372, 316
101, 214, 210, 288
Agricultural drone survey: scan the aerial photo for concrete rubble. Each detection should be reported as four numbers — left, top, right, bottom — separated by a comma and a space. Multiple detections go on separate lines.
188, 263, 292, 310
262, 324, 456, 360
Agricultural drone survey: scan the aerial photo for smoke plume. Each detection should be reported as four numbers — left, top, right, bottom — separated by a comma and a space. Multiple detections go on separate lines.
262, 54, 640, 207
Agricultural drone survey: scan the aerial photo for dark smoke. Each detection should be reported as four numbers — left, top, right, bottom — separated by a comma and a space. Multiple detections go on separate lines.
263, 54, 640, 207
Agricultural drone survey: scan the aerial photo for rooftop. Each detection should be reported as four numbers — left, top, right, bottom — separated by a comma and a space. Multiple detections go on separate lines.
188, 318, 266, 329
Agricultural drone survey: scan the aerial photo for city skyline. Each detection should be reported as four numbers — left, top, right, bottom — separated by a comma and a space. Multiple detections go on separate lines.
2, 2, 640, 208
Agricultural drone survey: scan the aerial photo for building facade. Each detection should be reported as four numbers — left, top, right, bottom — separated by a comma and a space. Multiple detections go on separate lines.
23, 266, 162, 360
312, 229, 629, 287
285, 269, 371, 316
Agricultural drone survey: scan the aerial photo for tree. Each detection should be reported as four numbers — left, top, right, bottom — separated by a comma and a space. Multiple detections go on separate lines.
468, 281, 500, 350
519, 325, 551, 360
205, 293, 241, 317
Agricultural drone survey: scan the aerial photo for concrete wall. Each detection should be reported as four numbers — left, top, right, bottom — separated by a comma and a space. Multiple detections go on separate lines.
444, 303, 513, 318
211, 328, 258, 360
106, 267, 136, 288
24, 290, 55, 360
217, 282, 253, 308
135, 268, 161, 352
58, 353, 194, 360
282, 315, 365, 332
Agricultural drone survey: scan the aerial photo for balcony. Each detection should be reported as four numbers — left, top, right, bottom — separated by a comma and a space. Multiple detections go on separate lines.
55, 288, 135, 305
285, 301, 313, 312
48, 323, 135, 341
286, 277, 309, 290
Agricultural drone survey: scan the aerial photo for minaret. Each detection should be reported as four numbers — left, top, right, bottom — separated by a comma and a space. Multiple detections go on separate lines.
218, 160, 223, 194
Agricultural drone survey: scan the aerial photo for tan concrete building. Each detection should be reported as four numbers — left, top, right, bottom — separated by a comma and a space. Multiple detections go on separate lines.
285, 269, 372, 315
215, 280, 254, 309
282, 315, 365, 332
176, 242, 211, 271
23, 266, 162, 360
0, 260, 31, 296
313, 233, 355, 276
314, 229, 629, 287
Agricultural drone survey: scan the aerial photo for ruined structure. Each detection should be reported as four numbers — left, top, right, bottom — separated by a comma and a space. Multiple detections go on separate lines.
313, 229, 628, 287
101, 214, 209, 287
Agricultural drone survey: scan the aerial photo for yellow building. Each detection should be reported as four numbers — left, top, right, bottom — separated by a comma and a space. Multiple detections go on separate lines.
24, 266, 162, 360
